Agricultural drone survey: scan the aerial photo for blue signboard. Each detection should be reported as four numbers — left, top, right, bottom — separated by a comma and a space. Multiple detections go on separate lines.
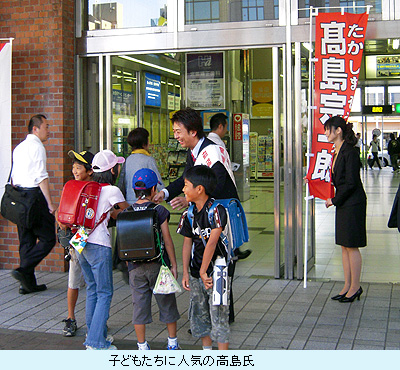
145, 72, 161, 107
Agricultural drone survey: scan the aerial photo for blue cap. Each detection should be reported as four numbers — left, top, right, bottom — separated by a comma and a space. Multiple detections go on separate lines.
132, 168, 160, 190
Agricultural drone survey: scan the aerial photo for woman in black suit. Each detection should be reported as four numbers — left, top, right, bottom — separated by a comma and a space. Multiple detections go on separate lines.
325, 116, 367, 303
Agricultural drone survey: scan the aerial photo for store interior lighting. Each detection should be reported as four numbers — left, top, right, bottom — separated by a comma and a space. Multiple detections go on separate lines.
119, 55, 181, 76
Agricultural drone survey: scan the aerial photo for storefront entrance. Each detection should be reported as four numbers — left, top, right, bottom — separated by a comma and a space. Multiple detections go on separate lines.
75, 45, 312, 279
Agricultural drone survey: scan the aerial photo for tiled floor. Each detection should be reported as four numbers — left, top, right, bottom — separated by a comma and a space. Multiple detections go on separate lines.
169, 166, 400, 284
311, 167, 400, 283
1, 167, 400, 350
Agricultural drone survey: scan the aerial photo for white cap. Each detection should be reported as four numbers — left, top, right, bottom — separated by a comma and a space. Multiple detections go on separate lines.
92, 150, 125, 173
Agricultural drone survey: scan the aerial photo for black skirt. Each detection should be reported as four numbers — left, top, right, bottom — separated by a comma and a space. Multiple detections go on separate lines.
335, 202, 367, 248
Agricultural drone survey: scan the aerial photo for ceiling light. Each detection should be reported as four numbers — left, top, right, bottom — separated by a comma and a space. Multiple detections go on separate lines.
119, 56, 180, 76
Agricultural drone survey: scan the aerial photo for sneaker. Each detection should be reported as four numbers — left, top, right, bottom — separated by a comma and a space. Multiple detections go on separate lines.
167, 344, 181, 350
137, 342, 151, 350
86, 344, 118, 350
62, 318, 77, 337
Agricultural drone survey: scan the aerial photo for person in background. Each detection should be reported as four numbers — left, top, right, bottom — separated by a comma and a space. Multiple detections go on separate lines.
118, 127, 164, 205
58, 150, 94, 337
369, 134, 382, 170
355, 133, 362, 168
207, 113, 228, 150
388, 133, 399, 173
325, 116, 367, 303
115, 127, 165, 283
10, 114, 56, 294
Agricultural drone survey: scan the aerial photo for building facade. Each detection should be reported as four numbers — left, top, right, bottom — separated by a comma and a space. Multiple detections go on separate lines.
1, 0, 399, 278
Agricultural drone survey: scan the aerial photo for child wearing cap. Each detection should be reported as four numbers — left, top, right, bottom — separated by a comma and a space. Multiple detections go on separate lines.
126, 168, 180, 350
76, 149, 129, 350
58, 150, 94, 338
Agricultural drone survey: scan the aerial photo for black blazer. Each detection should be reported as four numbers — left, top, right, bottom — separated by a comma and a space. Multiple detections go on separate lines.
332, 141, 366, 208
166, 137, 239, 201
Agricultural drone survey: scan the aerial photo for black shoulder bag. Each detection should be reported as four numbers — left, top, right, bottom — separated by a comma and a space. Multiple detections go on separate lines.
1, 164, 40, 229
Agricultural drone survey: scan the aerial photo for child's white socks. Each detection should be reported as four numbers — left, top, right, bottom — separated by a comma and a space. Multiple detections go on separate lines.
137, 341, 150, 350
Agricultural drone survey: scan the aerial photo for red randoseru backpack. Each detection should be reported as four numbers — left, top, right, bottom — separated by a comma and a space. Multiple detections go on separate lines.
57, 180, 105, 229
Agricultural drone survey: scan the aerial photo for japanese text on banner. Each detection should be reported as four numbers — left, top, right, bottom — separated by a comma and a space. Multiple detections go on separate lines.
306, 12, 368, 200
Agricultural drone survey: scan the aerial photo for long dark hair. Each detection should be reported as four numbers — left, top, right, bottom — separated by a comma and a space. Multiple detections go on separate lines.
324, 116, 357, 146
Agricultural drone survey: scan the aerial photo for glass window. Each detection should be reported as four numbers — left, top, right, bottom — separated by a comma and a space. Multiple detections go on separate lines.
339, 0, 365, 14
242, 8, 249, 21
365, 86, 384, 105
185, 0, 277, 24
249, 7, 257, 20
194, 2, 211, 20
111, 59, 137, 157
87, 0, 168, 30
242, 0, 264, 21
388, 86, 400, 104
274, 0, 279, 19
186, 2, 194, 23
298, 1, 382, 20
186, 0, 219, 24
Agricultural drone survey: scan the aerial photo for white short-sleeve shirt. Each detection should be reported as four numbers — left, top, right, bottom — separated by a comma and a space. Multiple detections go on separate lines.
11, 134, 48, 188
88, 185, 125, 248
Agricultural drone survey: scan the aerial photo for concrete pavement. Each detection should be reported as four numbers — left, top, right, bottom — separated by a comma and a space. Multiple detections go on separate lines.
1, 268, 400, 350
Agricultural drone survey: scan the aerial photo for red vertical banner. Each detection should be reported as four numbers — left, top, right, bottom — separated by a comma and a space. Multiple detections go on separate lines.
306, 12, 368, 200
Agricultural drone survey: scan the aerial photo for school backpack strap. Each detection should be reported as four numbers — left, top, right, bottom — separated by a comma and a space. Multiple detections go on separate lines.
187, 203, 195, 229
187, 203, 222, 257
145, 202, 165, 264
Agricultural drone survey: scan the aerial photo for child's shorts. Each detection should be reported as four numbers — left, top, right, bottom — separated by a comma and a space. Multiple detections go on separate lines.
68, 248, 85, 290
188, 275, 230, 344
129, 261, 180, 325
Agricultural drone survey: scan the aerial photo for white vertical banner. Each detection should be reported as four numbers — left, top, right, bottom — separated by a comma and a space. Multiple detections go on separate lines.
0, 40, 12, 198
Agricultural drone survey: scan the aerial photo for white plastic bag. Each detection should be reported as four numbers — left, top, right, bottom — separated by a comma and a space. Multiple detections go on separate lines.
153, 265, 182, 294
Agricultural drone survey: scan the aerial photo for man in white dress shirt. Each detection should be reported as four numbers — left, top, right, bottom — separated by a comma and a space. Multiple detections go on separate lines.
207, 113, 228, 150
10, 114, 56, 294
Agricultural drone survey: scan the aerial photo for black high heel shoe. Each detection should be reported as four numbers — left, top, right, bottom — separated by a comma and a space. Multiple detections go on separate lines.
331, 292, 348, 300
339, 286, 363, 303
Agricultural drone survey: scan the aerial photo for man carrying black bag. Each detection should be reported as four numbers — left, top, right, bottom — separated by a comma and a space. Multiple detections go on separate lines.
9, 114, 56, 294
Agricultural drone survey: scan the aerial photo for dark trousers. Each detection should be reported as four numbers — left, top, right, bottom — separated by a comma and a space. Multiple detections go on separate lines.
391, 154, 399, 171
370, 152, 381, 169
17, 191, 56, 275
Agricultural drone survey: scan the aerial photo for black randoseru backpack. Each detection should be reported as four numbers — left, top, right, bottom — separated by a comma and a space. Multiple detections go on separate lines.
116, 203, 163, 262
